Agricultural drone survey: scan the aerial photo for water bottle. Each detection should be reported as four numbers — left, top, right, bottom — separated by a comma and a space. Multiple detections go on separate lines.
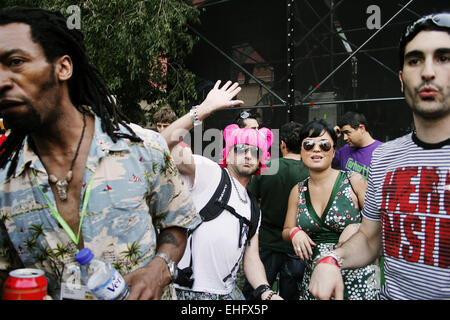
75, 248, 130, 300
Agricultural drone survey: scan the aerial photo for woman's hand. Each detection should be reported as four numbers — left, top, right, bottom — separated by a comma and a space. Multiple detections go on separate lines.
290, 227, 316, 260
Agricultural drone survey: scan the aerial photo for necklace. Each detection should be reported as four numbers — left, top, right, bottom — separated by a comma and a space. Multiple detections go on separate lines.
230, 173, 248, 204
49, 113, 86, 201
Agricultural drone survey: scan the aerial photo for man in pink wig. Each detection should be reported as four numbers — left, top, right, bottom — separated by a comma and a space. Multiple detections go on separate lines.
162, 80, 281, 300
219, 123, 273, 176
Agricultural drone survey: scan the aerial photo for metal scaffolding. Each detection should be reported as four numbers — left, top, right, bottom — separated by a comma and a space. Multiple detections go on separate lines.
191, 0, 411, 104
189, 0, 447, 140
300, 0, 414, 102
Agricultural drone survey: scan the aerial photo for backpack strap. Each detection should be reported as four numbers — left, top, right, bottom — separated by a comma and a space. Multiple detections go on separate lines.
175, 168, 232, 288
220, 196, 260, 283
198, 168, 231, 221
177, 168, 261, 287
175, 235, 195, 288
247, 192, 260, 243
216, 202, 252, 248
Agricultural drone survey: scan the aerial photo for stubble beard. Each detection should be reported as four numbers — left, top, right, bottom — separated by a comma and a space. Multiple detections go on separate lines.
228, 161, 259, 178
406, 83, 450, 120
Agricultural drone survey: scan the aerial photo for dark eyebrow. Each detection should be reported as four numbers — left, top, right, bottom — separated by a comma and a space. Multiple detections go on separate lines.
404, 50, 424, 61
404, 48, 450, 61
435, 48, 450, 55
0, 49, 28, 61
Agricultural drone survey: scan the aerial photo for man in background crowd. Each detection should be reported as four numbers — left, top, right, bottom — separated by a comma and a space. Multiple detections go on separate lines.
333, 111, 382, 179
243, 121, 308, 300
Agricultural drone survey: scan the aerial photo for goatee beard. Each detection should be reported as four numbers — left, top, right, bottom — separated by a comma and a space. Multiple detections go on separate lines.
4, 106, 42, 134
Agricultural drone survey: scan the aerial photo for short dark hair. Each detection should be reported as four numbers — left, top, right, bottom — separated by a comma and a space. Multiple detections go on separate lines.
153, 105, 178, 124
337, 111, 368, 130
299, 118, 337, 149
234, 110, 260, 128
280, 121, 302, 154
399, 12, 450, 70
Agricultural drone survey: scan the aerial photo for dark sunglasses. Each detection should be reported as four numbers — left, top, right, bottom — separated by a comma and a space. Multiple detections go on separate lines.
403, 13, 450, 39
233, 144, 261, 158
302, 139, 333, 152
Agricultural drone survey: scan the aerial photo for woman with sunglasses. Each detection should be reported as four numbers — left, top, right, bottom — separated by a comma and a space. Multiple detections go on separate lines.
282, 119, 379, 300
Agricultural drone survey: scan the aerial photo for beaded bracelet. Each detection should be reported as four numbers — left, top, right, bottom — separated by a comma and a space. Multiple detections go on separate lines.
189, 105, 202, 126
264, 290, 275, 300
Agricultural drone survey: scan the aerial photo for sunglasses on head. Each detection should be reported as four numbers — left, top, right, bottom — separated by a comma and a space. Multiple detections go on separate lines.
240, 111, 259, 119
240, 111, 250, 119
233, 144, 261, 158
403, 13, 450, 39
302, 139, 333, 152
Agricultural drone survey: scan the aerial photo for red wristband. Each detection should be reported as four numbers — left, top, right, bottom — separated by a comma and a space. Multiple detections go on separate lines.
290, 227, 302, 240
318, 256, 340, 268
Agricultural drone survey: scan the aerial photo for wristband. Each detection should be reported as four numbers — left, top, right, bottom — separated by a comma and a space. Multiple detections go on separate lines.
254, 284, 271, 300
289, 227, 302, 240
189, 105, 202, 126
317, 256, 340, 268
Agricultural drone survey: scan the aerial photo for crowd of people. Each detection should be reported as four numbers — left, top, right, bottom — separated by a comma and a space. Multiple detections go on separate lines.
0, 6, 448, 300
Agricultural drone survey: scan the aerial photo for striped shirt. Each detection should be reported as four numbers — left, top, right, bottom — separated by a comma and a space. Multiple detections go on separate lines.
362, 132, 450, 300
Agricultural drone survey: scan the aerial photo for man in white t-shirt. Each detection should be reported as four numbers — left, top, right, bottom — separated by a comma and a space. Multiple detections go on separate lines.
308, 12, 450, 300
161, 80, 282, 300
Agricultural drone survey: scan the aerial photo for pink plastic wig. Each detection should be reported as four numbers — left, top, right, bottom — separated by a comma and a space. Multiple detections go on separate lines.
219, 124, 274, 175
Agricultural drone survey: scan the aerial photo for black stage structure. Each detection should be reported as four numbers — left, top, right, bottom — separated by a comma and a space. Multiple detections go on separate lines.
185, 0, 449, 150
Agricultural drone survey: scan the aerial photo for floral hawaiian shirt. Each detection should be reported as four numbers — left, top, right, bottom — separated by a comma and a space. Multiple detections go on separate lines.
0, 116, 201, 298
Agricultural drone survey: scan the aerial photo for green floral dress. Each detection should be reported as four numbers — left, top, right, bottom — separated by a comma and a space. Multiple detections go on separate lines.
296, 171, 380, 300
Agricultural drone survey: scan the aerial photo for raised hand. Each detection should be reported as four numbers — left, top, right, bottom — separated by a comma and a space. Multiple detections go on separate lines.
199, 80, 244, 116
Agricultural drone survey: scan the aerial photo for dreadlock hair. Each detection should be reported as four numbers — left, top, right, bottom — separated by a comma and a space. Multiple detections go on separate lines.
0, 6, 142, 178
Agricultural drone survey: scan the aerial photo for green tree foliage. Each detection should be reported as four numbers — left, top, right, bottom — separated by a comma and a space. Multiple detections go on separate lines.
2, 0, 200, 124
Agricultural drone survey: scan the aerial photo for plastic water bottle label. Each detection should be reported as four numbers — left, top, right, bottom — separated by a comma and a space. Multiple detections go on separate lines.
90, 269, 127, 300
61, 283, 97, 300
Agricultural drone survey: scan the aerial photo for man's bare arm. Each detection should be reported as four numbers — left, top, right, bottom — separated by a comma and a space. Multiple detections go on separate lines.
308, 217, 382, 300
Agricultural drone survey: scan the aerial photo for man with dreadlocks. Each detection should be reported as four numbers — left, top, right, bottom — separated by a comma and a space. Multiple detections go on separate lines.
0, 6, 233, 300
